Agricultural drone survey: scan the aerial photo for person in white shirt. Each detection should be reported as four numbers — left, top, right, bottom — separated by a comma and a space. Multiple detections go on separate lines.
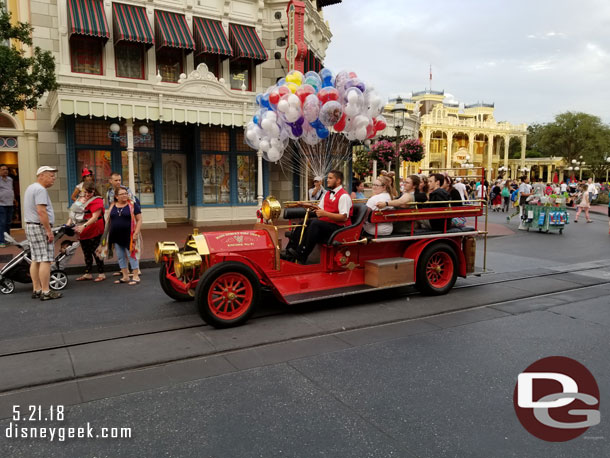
586, 178, 597, 201
453, 178, 468, 201
560, 182, 568, 193
363, 175, 394, 236
308, 176, 325, 201
517, 176, 532, 229
285, 170, 352, 264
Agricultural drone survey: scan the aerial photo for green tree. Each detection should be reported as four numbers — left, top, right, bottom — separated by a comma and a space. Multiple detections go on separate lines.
352, 146, 373, 178
0, 2, 57, 114
537, 112, 610, 165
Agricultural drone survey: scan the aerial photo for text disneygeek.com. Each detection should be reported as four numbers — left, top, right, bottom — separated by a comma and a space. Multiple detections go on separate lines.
4, 405, 132, 442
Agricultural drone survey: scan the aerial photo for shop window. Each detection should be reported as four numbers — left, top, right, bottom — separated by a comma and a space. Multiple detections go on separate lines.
156, 48, 183, 83
116, 43, 145, 79
194, 54, 221, 79
0, 114, 15, 128
200, 126, 229, 151
121, 151, 155, 205
236, 154, 257, 204
202, 154, 230, 204
76, 149, 112, 196
229, 60, 251, 91
161, 125, 185, 151
70, 36, 104, 75
75, 120, 112, 146
235, 130, 254, 152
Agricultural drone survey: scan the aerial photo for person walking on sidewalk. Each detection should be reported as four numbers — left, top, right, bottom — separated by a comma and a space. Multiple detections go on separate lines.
73, 182, 106, 282
23, 166, 62, 301
574, 183, 592, 223
0, 164, 15, 248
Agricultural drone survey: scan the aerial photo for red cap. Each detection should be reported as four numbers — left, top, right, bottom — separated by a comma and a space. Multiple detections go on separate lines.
82, 167, 92, 177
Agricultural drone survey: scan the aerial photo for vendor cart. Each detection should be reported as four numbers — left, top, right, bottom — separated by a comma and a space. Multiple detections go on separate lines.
521, 204, 568, 234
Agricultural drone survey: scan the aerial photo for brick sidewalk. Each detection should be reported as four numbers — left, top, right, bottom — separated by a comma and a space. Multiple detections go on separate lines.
0, 219, 512, 270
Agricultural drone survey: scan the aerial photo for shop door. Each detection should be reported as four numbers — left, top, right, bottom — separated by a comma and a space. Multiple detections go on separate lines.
162, 154, 188, 222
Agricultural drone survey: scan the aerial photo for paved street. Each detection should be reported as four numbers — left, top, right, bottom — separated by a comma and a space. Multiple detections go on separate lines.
0, 210, 609, 457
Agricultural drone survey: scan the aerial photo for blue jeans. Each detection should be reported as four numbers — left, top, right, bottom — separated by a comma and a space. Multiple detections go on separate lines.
0, 205, 13, 244
114, 244, 139, 271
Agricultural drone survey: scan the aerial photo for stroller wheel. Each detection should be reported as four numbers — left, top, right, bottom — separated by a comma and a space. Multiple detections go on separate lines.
50, 270, 68, 291
0, 278, 15, 294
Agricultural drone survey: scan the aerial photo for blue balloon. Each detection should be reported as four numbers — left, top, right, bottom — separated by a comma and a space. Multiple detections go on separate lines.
256, 94, 263, 106
310, 119, 324, 130
277, 78, 286, 87
253, 114, 260, 125
316, 126, 330, 139
319, 68, 334, 88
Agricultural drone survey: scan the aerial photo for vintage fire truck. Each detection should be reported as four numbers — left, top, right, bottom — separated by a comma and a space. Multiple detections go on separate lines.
156, 171, 486, 328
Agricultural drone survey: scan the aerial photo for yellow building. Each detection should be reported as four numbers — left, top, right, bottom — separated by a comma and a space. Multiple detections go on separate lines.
383, 90, 531, 181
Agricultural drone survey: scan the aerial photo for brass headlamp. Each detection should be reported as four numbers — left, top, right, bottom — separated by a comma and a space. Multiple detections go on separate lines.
173, 251, 203, 278
261, 196, 281, 222
154, 241, 179, 263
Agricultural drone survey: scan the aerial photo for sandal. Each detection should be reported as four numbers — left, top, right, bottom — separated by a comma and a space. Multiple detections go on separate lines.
114, 278, 130, 284
93, 275, 106, 282
128, 279, 140, 286
76, 275, 92, 281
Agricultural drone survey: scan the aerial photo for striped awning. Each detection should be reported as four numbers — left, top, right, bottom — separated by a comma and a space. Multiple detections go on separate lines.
154, 10, 195, 51
229, 24, 268, 63
193, 17, 232, 57
67, 0, 109, 40
112, 3, 154, 47
304, 49, 323, 73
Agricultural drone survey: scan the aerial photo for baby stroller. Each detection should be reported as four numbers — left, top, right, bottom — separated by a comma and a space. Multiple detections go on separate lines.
0, 226, 80, 294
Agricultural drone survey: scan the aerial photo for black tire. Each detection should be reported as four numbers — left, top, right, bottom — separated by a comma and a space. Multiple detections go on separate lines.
195, 261, 260, 328
415, 243, 458, 296
49, 270, 68, 291
0, 278, 15, 294
159, 263, 193, 302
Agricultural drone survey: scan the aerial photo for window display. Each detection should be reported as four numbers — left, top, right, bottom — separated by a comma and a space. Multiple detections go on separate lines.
202, 154, 230, 204
76, 149, 112, 196
121, 151, 155, 205
116, 43, 145, 79
236, 155, 256, 204
70, 37, 104, 75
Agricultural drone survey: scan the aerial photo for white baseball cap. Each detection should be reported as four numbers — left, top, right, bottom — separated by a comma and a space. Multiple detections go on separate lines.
36, 166, 58, 175
314, 176, 324, 182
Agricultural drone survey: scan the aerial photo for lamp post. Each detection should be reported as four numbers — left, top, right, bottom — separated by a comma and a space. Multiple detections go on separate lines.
498, 165, 507, 179
391, 96, 407, 195
108, 122, 152, 194
567, 155, 585, 181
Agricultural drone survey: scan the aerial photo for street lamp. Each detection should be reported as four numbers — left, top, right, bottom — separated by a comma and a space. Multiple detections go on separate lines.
391, 96, 407, 195
108, 123, 151, 144
498, 165, 507, 178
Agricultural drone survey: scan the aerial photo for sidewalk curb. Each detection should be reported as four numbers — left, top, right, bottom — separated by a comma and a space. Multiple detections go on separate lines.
63, 259, 158, 275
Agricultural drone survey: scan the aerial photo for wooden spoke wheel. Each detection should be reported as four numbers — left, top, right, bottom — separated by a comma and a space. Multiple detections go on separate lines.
195, 262, 260, 328
416, 243, 458, 295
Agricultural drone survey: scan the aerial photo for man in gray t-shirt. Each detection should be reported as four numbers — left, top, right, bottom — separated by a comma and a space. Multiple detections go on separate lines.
23, 166, 62, 301
0, 164, 14, 247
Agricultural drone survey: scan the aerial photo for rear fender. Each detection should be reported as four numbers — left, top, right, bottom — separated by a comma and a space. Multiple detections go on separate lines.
403, 238, 466, 282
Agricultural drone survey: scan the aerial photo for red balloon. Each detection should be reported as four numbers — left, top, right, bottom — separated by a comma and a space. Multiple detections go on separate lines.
269, 92, 280, 105
318, 88, 339, 104
349, 72, 358, 79
366, 123, 376, 139
374, 117, 387, 131
278, 86, 291, 97
295, 85, 314, 104
333, 113, 347, 132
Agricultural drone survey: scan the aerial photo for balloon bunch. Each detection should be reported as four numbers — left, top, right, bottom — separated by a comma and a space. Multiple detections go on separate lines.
245, 68, 388, 162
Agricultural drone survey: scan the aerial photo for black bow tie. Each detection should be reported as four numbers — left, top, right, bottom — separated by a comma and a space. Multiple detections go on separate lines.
328, 190, 335, 195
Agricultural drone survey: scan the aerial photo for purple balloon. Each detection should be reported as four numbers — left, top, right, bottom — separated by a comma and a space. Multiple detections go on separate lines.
291, 123, 303, 137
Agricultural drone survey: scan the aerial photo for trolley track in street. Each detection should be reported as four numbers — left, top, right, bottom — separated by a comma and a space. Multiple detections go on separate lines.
0, 263, 609, 395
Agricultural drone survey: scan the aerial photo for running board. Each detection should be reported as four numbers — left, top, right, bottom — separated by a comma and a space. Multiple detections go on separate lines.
283, 282, 415, 305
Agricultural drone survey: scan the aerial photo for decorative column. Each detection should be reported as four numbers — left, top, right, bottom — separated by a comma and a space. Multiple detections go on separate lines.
468, 132, 474, 165
372, 160, 377, 179
487, 134, 494, 181
503, 135, 509, 171
520, 135, 527, 172
257, 150, 264, 206
125, 119, 136, 193
423, 129, 431, 170
445, 132, 453, 169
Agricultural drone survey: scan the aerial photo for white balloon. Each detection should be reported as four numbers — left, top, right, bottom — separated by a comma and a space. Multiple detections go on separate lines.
277, 100, 289, 113
260, 139, 270, 152
355, 127, 367, 141
267, 147, 282, 162
285, 108, 301, 123
288, 94, 300, 106
344, 103, 360, 117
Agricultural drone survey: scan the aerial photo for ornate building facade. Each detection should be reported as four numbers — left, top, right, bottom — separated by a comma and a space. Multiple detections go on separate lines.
7, 0, 335, 228
383, 90, 530, 181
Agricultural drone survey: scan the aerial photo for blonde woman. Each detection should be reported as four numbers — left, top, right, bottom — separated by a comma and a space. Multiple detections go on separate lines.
376, 175, 425, 210
363, 174, 394, 236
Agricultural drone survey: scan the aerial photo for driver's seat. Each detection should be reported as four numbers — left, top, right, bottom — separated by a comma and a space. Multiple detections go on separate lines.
327, 203, 370, 245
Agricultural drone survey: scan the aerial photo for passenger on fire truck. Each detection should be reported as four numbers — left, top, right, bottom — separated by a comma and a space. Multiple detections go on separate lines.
284, 170, 353, 264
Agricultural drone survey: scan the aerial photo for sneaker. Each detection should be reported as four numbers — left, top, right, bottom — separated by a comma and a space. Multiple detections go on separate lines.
32, 290, 41, 299
0, 243, 7, 248
40, 290, 62, 301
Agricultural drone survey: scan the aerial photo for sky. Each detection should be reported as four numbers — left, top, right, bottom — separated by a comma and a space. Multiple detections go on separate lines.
321, 0, 610, 126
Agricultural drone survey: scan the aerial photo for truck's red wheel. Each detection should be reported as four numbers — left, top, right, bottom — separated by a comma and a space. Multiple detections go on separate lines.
416, 243, 458, 295
195, 262, 260, 328
159, 263, 193, 302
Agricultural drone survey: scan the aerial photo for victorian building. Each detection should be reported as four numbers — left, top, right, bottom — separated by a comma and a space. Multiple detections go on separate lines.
5, 0, 336, 228
383, 90, 531, 181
